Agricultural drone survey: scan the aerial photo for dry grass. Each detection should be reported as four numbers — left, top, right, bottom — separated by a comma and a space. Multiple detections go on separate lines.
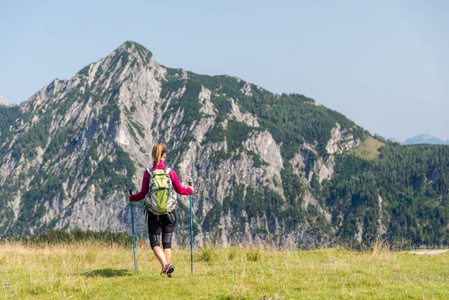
1, 241, 449, 299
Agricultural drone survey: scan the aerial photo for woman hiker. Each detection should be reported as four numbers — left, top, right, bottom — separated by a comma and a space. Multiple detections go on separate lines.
128, 143, 194, 277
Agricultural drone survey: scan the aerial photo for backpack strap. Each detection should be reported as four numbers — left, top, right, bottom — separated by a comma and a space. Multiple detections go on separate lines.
147, 168, 154, 179
147, 168, 154, 189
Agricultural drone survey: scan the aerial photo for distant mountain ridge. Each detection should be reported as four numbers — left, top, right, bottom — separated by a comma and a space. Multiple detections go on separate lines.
402, 134, 449, 145
0, 41, 448, 249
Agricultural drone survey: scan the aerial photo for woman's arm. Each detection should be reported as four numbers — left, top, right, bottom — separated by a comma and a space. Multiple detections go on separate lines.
129, 170, 149, 202
169, 169, 193, 195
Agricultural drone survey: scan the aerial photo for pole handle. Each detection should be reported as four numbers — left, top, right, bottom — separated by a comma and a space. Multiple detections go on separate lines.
128, 189, 133, 195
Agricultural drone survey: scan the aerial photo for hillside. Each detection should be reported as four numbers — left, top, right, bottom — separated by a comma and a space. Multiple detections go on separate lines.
0, 41, 448, 248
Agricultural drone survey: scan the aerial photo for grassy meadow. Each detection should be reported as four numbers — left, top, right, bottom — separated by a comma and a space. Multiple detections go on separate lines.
1, 240, 448, 299
351, 136, 385, 161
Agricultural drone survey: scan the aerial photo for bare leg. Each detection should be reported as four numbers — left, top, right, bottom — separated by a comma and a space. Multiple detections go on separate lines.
164, 248, 172, 264
152, 246, 167, 271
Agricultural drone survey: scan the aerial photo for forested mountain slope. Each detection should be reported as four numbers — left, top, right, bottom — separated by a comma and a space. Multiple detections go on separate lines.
0, 41, 448, 248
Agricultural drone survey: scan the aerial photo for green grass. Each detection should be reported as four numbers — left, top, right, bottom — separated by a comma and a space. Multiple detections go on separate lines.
352, 136, 385, 161
1, 241, 448, 299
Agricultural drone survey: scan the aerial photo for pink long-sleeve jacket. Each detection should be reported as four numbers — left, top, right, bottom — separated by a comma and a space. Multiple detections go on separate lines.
129, 160, 193, 202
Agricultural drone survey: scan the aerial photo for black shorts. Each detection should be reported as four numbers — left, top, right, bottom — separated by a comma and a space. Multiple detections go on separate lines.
147, 210, 177, 249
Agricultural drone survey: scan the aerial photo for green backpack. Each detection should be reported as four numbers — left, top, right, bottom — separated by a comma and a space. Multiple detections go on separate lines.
144, 168, 177, 215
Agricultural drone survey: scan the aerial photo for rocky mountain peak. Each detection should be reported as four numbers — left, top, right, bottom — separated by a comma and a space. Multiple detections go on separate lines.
122, 40, 153, 55
111, 40, 155, 66
0, 94, 9, 106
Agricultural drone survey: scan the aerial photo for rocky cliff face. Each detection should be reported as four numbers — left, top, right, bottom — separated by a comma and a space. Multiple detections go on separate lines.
0, 41, 374, 248
0, 95, 9, 106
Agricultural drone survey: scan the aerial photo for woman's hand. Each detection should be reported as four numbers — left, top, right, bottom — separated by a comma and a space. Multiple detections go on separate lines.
188, 185, 195, 193
128, 196, 132, 202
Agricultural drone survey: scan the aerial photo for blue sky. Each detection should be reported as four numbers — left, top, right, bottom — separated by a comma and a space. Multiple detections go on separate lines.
1, 0, 448, 141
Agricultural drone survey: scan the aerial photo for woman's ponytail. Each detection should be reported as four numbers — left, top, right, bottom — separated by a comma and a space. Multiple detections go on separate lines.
152, 144, 166, 166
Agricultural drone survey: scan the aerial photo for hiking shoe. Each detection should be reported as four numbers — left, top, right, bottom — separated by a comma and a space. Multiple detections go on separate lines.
166, 264, 175, 278
161, 264, 175, 278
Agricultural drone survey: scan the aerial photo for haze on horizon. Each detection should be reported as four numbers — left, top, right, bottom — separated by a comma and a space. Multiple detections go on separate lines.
1, 0, 448, 142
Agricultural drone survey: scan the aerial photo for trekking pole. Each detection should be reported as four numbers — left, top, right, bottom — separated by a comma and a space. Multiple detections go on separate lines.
129, 189, 137, 275
189, 181, 193, 276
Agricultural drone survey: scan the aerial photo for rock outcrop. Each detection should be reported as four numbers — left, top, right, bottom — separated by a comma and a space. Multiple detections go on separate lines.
0, 95, 9, 106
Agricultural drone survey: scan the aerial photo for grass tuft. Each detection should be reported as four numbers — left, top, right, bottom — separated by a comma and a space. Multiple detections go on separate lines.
227, 247, 238, 261
198, 246, 217, 262
246, 247, 261, 262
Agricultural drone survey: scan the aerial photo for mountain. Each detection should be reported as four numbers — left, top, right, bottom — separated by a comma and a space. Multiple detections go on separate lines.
1, 41, 448, 249
403, 134, 449, 145
0, 95, 9, 106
